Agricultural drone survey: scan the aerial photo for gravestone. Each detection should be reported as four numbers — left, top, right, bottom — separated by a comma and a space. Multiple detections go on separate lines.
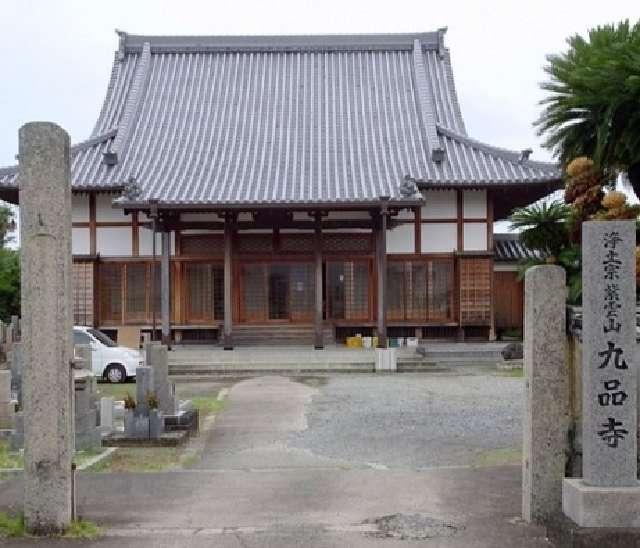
19, 122, 73, 534
135, 365, 154, 417
145, 343, 175, 414
99, 397, 114, 435
10, 342, 22, 403
74, 371, 100, 450
0, 370, 14, 429
563, 221, 640, 527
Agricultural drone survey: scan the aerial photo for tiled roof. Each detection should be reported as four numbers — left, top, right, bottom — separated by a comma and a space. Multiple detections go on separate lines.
0, 30, 561, 207
493, 233, 540, 262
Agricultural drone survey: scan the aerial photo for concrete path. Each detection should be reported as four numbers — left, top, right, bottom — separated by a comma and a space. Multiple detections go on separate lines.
0, 375, 551, 547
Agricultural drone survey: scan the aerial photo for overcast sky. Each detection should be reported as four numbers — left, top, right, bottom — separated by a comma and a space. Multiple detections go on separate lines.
0, 0, 638, 168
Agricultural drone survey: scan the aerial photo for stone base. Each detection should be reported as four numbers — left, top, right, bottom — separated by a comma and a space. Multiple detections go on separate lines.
547, 513, 640, 548
375, 348, 397, 372
563, 478, 640, 528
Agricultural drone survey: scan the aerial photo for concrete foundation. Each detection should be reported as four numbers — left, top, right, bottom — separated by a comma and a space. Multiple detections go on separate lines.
563, 478, 640, 528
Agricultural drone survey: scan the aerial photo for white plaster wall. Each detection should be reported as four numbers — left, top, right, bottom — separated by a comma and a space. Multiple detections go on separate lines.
421, 223, 457, 252
96, 194, 129, 222
421, 190, 456, 219
72, 227, 90, 254
96, 227, 132, 256
72, 194, 89, 222
463, 190, 487, 219
387, 224, 415, 254
463, 223, 488, 251
395, 208, 416, 220
139, 228, 175, 256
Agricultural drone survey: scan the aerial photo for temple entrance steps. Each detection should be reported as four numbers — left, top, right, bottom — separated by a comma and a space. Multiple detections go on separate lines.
229, 324, 335, 347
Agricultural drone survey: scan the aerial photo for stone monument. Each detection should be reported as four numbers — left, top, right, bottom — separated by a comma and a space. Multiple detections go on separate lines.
0, 369, 14, 429
19, 122, 73, 534
522, 265, 568, 524
563, 220, 640, 527
145, 342, 175, 415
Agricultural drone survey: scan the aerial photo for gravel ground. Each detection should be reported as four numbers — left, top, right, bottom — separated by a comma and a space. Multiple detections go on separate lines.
289, 368, 523, 469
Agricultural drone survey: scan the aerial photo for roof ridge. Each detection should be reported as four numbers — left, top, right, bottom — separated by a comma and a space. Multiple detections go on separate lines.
436, 124, 559, 169
412, 39, 445, 163
103, 42, 152, 165
118, 30, 445, 53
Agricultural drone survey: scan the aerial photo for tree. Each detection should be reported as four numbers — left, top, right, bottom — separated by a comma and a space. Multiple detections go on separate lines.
535, 20, 640, 195
509, 201, 571, 260
0, 205, 19, 321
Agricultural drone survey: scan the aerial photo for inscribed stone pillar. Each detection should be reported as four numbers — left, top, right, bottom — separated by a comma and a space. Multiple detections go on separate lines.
522, 265, 567, 524
160, 230, 171, 347
581, 221, 637, 486
135, 365, 154, 417
19, 122, 73, 534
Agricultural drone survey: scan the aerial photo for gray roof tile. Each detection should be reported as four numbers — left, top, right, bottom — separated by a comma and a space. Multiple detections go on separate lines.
1, 31, 562, 207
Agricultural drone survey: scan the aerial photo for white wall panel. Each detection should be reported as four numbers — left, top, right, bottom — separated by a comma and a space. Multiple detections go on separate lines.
421, 223, 457, 252
97, 227, 132, 256
463, 190, 487, 219
139, 228, 175, 256
72, 227, 90, 254
386, 224, 414, 254
421, 190, 456, 219
96, 194, 129, 222
72, 194, 89, 222
463, 223, 488, 251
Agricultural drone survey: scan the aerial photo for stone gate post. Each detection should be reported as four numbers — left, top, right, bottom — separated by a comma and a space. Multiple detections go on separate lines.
19, 122, 73, 534
522, 265, 568, 524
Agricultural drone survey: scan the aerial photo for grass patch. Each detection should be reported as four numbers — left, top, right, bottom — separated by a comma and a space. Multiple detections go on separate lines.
0, 441, 22, 469
496, 368, 524, 378
473, 447, 522, 467
63, 519, 102, 539
0, 512, 25, 537
96, 382, 136, 402
190, 396, 225, 417
87, 447, 183, 473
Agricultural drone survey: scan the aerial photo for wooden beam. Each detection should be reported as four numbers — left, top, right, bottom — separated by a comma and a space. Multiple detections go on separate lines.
414, 206, 421, 254
314, 212, 323, 349
376, 202, 388, 348
160, 230, 171, 347
131, 211, 139, 256
223, 213, 234, 350
456, 190, 464, 251
89, 192, 97, 255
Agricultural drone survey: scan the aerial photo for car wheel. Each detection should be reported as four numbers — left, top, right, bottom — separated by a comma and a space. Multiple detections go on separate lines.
105, 364, 127, 384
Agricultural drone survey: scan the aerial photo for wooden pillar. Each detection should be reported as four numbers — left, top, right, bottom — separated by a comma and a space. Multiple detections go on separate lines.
160, 229, 171, 347
314, 212, 323, 349
376, 200, 389, 348
223, 213, 234, 350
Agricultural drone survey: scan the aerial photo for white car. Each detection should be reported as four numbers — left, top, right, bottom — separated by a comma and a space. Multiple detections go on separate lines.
73, 326, 143, 383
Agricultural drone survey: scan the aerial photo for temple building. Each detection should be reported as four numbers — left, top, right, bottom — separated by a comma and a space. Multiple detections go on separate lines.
0, 30, 561, 348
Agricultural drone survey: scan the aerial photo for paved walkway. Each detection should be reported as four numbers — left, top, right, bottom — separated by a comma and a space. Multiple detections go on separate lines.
0, 375, 550, 547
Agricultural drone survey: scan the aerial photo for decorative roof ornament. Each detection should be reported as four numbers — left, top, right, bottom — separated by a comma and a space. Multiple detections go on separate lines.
399, 175, 421, 199
122, 176, 142, 201
519, 148, 533, 163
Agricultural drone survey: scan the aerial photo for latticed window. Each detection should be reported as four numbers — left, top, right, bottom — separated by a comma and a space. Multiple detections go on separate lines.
386, 258, 454, 323
72, 262, 94, 326
180, 235, 224, 256
237, 234, 273, 254
459, 257, 491, 325
280, 234, 314, 253
184, 263, 224, 323
323, 234, 372, 253
327, 260, 370, 320
99, 263, 122, 323
125, 263, 147, 321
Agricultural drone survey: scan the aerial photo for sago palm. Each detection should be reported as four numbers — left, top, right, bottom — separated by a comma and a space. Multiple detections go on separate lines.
535, 20, 640, 194
509, 201, 571, 260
